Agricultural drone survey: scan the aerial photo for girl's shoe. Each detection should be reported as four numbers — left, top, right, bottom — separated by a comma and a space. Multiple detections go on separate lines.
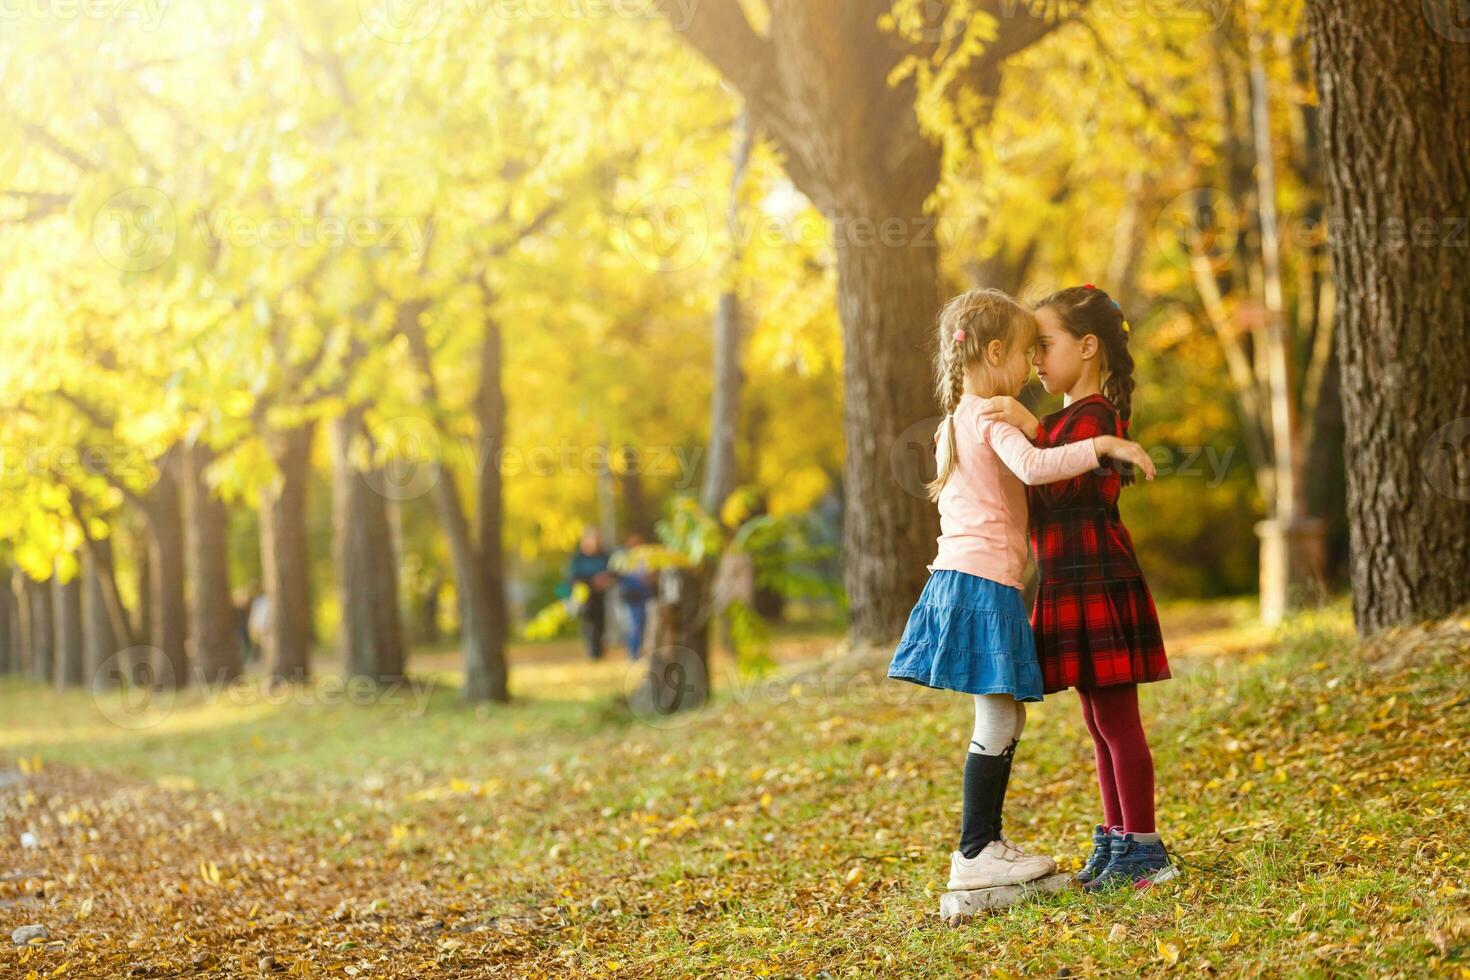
1082, 833, 1179, 892
947, 840, 1056, 891
1072, 825, 1118, 885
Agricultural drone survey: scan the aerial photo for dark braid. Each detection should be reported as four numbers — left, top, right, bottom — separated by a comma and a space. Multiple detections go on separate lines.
1034, 285, 1138, 487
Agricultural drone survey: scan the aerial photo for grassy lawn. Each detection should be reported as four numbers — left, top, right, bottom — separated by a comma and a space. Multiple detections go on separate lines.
2, 599, 1467, 977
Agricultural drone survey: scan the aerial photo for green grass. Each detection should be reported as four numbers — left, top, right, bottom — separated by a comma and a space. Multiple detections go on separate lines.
2, 598, 1468, 977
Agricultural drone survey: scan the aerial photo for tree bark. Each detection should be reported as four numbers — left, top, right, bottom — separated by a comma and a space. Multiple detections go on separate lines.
28, 573, 54, 683
260, 423, 316, 681
184, 442, 242, 685
474, 303, 510, 685
53, 561, 86, 688
83, 538, 122, 690
0, 565, 14, 674
145, 451, 190, 688
701, 110, 754, 516
631, 567, 713, 718
331, 409, 407, 683
399, 294, 509, 702
1306, 0, 1470, 634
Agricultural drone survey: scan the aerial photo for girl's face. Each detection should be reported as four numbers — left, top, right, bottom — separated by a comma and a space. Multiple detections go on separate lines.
975, 333, 1035, 397
1032, 306, 1090, 394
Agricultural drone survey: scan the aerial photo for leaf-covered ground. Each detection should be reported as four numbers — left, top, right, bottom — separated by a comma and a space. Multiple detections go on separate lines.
2, 601, 1468, 978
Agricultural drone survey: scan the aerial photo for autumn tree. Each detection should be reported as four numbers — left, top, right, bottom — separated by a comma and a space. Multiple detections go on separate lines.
1306, 0, 1470, 634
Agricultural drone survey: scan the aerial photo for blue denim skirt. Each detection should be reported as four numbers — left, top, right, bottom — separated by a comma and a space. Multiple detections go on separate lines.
886, 569, 1044, 701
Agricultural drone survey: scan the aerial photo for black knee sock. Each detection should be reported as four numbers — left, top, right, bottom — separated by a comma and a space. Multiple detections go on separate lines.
959, 746, 1008, 859
992, 738, 1019, 839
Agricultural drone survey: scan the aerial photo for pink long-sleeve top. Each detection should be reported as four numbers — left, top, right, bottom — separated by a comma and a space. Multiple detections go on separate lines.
926, 393, 1101, 590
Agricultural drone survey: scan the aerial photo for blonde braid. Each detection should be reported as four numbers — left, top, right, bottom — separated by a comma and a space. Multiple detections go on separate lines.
926, 307, 973, 501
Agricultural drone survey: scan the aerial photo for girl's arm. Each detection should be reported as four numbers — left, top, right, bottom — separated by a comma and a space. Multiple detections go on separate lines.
986, 419, 1156, 487
984, 420, 1101, 486
976, 396, 1040, 440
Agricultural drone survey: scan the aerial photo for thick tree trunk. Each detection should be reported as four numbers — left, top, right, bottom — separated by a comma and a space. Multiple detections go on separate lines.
28, 573, 54, 683
631, 567, 712, 719
83, 538, 122, 690
834, 212, 944, 643
54, 562, 86, 688
1307, 1, 1470, 634
184, 442, 242, 685
145, 452, 189, 689
260, 423, 316, 682
331, 410, 406, 683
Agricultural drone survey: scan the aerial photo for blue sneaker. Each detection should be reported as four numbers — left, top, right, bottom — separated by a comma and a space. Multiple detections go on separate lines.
1082, 832, 1179, 892
1072, 825, 1118, 886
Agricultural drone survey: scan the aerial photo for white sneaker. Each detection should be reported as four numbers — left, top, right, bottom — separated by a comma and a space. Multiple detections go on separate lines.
947, 840, 1057, 891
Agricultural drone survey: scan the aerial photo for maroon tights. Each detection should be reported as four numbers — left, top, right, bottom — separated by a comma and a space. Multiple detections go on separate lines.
1076, 684, 1156, 834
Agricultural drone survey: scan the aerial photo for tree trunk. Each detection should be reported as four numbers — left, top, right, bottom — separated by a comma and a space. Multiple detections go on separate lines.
83, 538, 122, 690
145, 452, 189, 689
833, 206, 944, 643
53, 562, 86, 688
133, 516, 152, 646
260, 423, 316, 681
1248, 27, 1326, 624
701, 110, 754, 516
1306, 1, 1470, 634
475, 304, 510, 684
630, 566, 712, 720
13, 570, 33, 675
184, 442, 242, 685
399, 292, 509, 702
436, 465, 507, 702
0, 565, 14, 674
28, 573, 54, 683
331, 410, 407, 683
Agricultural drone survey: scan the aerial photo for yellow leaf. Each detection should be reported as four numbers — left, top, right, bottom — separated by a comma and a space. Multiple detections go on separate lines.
1157, 940, 1180, 965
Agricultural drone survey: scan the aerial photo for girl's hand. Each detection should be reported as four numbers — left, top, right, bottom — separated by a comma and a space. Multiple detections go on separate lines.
1092, 435, 1157, 481
976, 396, 1040, 440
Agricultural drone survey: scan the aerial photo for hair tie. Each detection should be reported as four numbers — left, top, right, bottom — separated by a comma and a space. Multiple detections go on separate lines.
1111, 299, 1121, 310
953, 329, 966, 343
1083, 283, 1095, 291
1121, 320, 1131, 334
1121, 418, 1131, 434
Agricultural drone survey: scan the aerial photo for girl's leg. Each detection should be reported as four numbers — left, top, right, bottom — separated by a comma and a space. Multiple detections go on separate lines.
1076, 690, 1125, 830
960, 694, 1022, 857
990, 700, 1026, 838
1083, 684, 1156, 834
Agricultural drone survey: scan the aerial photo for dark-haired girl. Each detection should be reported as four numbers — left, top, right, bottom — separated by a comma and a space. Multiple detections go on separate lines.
979, 284, 1178, 892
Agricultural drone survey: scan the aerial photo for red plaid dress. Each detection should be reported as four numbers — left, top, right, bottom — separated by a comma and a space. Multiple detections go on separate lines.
1028, 394, 1169, 693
